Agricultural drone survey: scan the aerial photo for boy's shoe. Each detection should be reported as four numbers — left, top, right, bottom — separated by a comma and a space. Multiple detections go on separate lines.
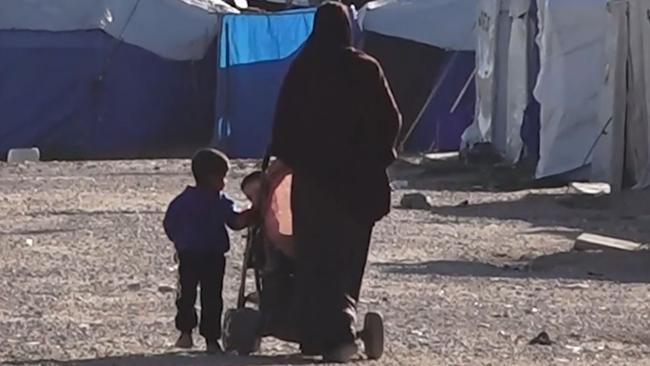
206, 340, 224, 355
175, 332, 193, 349
321, 343, 358, 363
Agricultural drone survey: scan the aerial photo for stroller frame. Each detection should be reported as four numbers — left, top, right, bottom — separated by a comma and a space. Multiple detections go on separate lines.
221, 157, 384, 359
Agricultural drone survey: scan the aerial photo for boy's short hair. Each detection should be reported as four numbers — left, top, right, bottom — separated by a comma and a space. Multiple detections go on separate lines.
241, 171, 264, 190
191, 148, 230, 185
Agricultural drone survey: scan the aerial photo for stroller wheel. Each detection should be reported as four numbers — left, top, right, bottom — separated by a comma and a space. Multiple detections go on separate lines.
222, 308, 262, 356
360, 312, 384, 360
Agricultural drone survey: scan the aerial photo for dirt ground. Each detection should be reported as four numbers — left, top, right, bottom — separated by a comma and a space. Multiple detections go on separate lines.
2, 157, 650, 366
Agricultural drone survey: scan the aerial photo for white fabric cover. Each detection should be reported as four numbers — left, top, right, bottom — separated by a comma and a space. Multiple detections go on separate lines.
593, 0, 650, 190
533, 0, 609, 178
0, 0, 238, 60
358, 0, 477, 51
626, 0, 650, 189
503, 0, 530, 163
461, 0, 514, 155
591, 0, 628, 191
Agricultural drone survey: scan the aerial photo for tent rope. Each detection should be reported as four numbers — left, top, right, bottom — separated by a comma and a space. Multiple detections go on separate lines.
98, 0, 143, 81
582, 116, 613, 167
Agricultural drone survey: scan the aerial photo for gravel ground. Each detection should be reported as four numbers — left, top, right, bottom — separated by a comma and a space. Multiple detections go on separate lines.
1, 159, 650, 366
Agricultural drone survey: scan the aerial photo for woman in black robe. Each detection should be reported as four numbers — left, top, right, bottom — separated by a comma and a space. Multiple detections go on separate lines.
269, 2, 401, 362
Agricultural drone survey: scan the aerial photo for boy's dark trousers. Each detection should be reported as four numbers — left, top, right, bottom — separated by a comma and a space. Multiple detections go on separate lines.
175, 251, 226, 342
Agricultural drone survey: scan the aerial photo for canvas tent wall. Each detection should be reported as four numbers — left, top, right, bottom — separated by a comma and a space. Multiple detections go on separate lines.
592, 0, 650, 191
464, 0, 610, 181
462, 0, 540, 164
359, 0, 477, 153
533, 0, 609, 179
0, 0, 237, 160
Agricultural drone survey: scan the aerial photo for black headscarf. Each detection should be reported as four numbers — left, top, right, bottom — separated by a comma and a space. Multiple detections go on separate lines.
295, 2, 352, 65
310, 2, 352, 48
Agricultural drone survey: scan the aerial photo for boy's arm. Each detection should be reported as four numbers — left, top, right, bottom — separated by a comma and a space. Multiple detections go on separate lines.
221, 195, 257, 231
227, 208, 257, 231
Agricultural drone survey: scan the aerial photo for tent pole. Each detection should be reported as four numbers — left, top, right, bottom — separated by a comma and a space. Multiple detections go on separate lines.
424, 67, 475, 152
450, 67, 476, 114
399, 52, 459, 152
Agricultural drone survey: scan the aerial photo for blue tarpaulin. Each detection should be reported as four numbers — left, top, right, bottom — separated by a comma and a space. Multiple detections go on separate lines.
214, 9, 316, 158
0, 29, 217, 160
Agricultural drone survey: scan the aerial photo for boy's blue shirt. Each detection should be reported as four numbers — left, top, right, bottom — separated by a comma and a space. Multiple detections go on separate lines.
163, 186, 235, 254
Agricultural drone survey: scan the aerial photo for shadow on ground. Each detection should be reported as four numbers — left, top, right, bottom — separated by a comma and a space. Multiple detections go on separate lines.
7, 352, 313, 366
389, 155, 552, 192
427, 191, 650, 244
378, 249, 650, 284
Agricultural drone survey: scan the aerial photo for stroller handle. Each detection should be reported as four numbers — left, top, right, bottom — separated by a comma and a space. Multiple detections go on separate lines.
261, 148, 271, 172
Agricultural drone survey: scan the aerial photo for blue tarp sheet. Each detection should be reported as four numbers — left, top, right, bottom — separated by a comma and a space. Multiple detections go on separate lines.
0, 30, 217, 160
214, 9, 316, 158
404, 51, 475, 152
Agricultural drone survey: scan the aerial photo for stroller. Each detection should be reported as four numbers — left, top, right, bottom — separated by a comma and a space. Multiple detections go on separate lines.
221, 159, 385, 360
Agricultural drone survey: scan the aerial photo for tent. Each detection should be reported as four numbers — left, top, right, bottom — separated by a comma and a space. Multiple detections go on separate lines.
462, 0, 540, 164
0, 0, 238, 160
212, 9, 316, 158
533, 0, 609, 179
592, 0, 650, 191
212, 5, 372, 158
359, 0, 477, 153
400, 50, 476, 152
463, 0, 609, 181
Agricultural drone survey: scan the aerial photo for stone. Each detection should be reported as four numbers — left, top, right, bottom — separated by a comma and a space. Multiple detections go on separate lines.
400, 193, 432, 210
158, 285, 175, 294
529, 331, 553, 346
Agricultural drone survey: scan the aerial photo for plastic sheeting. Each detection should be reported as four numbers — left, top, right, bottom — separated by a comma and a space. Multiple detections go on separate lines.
0, 0, 238, 61
593, 0, 650, 190
219, 9, 314, 67
213, 9, 315, 158
533, 0, 609, 178
0, 30, 217, 160
358, 0, 477, 51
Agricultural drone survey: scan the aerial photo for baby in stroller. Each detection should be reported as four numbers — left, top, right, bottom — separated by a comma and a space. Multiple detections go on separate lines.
240, 165, 295, 267
222, 161, 384, 360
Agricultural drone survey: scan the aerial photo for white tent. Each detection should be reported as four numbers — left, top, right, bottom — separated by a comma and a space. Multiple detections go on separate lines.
0, 0, 238, 61
534, 0, 609, 179
592, 0, 650, 191
462, 0, 532, 163
462, 0, 540, 164
464, 0, 610, 180
358, 0, 477, 51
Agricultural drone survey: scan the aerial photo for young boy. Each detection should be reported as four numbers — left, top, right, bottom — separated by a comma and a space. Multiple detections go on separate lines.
163, 148, 254, 354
